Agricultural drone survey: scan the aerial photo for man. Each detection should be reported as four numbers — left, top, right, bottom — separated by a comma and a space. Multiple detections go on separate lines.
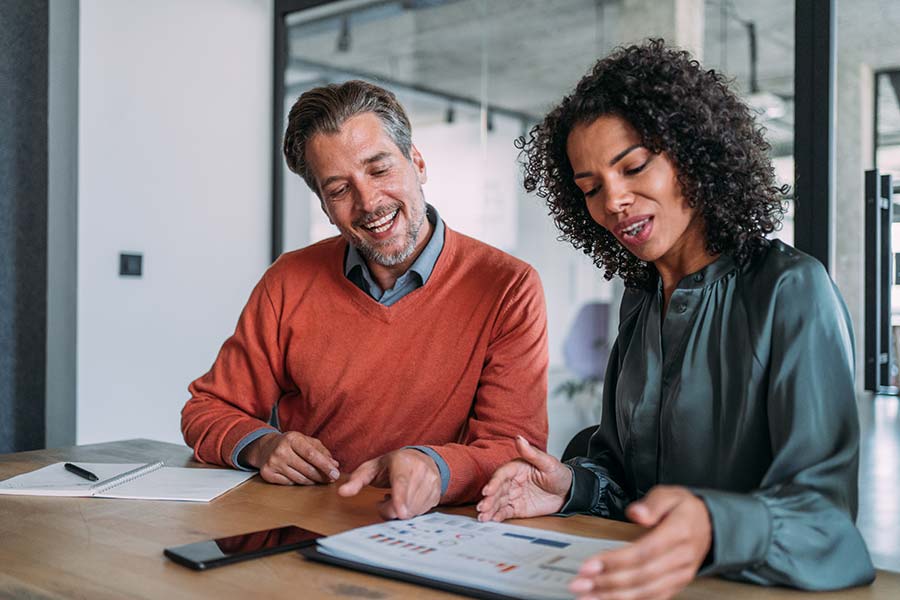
181, 80, 548, 519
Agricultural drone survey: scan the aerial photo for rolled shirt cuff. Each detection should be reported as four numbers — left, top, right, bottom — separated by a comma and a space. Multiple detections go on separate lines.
231, 427, 280, 470
405, 445, 450, 497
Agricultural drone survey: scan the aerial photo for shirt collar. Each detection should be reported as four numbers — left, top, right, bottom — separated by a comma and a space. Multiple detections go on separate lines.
665, 252, 737, 291
344, 203, 444, 285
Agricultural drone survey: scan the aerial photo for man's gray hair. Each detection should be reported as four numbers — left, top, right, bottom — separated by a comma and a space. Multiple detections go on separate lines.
283, 80, 413, 194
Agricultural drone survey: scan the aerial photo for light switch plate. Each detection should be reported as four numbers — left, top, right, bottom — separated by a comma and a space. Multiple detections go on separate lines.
119, 253, 142, 277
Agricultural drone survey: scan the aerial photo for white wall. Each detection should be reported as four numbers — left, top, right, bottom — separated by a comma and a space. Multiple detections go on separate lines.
77, 0, 273, 444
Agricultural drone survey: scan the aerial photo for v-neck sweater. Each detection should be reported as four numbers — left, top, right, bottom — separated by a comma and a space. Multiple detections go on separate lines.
181, 226, 549, 503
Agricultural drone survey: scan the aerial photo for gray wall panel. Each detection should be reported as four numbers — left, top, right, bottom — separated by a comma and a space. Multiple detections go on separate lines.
0, 0, 49, 452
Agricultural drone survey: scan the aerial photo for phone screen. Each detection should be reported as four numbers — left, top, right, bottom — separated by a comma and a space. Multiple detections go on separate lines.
164, 525, 324, 570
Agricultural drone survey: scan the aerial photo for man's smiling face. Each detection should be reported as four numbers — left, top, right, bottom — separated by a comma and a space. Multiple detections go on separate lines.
307, 112, 429, 268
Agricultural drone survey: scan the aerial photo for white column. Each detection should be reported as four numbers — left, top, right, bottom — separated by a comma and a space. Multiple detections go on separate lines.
834, 61, 874, 390
617, 0, 705, 61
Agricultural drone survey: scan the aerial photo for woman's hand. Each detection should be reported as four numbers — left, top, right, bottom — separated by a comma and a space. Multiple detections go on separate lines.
568, 485, 712, 600
476, 436, 573, 522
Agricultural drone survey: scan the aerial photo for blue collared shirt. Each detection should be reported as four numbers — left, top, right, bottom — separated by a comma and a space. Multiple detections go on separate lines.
344, 203, 450, 496
345, 204, 444, 305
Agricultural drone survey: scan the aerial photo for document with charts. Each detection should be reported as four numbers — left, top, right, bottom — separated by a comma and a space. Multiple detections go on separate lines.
315, 512, 627, 600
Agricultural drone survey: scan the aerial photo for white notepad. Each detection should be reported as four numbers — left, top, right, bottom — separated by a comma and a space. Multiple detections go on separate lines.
0, 462, 255, 502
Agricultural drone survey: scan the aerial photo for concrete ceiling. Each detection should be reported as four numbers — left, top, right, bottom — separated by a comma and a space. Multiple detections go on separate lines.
284, 0, 900, 154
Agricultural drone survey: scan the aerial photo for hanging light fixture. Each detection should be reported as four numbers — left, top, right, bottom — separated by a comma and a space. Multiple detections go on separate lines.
743, 20, 786, 120
336, 15, 351, 52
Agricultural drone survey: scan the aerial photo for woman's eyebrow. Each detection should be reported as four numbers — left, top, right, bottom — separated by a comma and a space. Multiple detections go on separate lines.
608, 144, 642, 166
573, 144, 643, 179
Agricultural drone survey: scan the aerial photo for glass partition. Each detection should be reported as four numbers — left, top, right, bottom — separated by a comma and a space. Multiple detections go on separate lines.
275, 0, 795, 454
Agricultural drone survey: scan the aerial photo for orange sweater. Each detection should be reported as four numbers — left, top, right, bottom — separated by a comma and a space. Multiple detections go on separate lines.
181, 226, 548, 503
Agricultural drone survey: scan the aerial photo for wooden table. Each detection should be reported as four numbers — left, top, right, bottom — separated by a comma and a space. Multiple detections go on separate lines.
1, 439, 897, 599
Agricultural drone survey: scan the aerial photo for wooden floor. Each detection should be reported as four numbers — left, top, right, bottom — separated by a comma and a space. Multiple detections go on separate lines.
857, 394, 900, 572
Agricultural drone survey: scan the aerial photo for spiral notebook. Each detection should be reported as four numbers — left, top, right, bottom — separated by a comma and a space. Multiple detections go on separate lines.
0, 462, 255, 502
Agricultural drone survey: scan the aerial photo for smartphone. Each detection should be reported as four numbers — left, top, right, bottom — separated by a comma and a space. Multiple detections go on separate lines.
164, 524, 324, 570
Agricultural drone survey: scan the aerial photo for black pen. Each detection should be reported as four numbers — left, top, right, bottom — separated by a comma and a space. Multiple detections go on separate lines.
64, 462, 99, 482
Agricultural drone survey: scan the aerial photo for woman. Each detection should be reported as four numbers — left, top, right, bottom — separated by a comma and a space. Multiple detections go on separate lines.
476, 40, 875, 599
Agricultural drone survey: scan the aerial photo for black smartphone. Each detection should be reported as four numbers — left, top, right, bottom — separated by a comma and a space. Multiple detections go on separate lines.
164, 525, 324, 570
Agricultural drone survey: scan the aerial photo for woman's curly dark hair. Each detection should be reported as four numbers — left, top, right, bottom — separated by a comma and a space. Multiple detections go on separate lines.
518, 39, 788, 288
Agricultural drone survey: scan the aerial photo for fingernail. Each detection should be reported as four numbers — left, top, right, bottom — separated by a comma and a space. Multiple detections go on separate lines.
580, 559, 603, 574
568, 578, 593, 593
329, 469, 340, 479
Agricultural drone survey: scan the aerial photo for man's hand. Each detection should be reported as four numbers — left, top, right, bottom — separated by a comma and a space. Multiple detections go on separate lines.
239, 431, 340, 485
476, 436, 572, 522
568, 485, 712, 600
337, 449, 442, 520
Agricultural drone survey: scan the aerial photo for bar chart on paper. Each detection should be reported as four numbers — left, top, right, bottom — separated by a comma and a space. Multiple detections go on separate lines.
316, 513, 627, 599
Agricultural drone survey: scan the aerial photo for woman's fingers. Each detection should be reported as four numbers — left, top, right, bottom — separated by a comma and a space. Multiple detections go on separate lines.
516, 436, 562, 473
570, 487, 711, 600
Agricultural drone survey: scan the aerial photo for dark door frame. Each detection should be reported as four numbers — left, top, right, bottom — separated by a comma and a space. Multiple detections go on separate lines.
793, 0, 835, 272
272, 0, 336, 262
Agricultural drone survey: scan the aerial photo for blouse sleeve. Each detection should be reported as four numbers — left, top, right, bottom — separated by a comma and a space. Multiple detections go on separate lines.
559, 338, 632, 521
692, 258, 875, 590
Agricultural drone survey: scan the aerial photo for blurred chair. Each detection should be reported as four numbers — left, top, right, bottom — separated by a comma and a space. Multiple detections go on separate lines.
551, 302, 610, 460
561, 425, 598, 462
563, 302, 610, 382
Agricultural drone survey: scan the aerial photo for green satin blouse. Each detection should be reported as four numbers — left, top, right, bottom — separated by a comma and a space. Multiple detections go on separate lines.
562, 240, 876, 590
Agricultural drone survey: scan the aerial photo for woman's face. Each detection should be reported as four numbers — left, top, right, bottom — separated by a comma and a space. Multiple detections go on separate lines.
566, 114, 706, 269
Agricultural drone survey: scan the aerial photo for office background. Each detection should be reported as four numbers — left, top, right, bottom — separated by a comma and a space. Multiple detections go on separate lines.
1, 0, 899, 570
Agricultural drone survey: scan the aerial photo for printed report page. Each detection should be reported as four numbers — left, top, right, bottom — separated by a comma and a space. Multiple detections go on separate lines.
317, 513, 627, 600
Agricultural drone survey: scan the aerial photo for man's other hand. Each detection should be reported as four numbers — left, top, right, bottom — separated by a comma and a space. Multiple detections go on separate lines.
338, 449, 442, 520
239, 431, 340, 485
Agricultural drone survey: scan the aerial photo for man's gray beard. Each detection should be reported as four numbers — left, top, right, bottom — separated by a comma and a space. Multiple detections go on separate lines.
357, 207, 425, 267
